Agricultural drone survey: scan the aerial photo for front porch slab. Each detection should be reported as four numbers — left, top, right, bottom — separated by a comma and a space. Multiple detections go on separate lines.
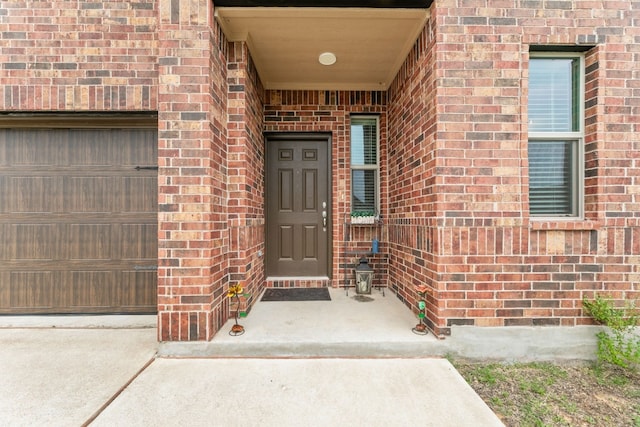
158, 288, 601, 361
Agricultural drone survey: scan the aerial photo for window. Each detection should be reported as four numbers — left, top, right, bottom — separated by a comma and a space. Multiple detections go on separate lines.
528, 54, 584, 217
350, 116, 379, 214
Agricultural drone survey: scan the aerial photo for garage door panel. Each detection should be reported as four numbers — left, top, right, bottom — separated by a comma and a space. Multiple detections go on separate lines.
0, 224, 7, 260
120, 271, 157, 308
68, 132, 114, 166
0, 126, 157, 314
69, 271, 116, 308
3, 132, 66, 166
8, 272, 54, 309
0, 176, 7, 212
10, 176, 58, 213
121, 176, 157, 212
0, 137, 6, 166
12, 224, 56, 260
116, 130, 158, 166
120, 224, 157, 260
67, 177, 113, 213
69, 224, 112, 260
0, 272, 8, 309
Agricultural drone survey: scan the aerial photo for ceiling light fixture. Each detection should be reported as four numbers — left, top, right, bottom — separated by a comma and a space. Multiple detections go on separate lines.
318, 52, 337, 66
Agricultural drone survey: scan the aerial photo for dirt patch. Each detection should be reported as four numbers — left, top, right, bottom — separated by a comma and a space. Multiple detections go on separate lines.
454, 361, 640, 427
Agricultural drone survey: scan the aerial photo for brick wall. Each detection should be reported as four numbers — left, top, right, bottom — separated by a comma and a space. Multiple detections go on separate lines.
157, 0, 228, 341
227, 41, 265, 313
264, 90, 388, 289
4, 0, 639, 342
387, 11, 441, 332
388, 0, 640, 336
0, 0, 157, 110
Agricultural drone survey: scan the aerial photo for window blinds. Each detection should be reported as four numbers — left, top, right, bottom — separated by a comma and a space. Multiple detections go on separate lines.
351, 170, 376, 211
528, 141, 574, 216
528, 58, 577, 133
350, 117, 378, 213
351, 119, 377, 166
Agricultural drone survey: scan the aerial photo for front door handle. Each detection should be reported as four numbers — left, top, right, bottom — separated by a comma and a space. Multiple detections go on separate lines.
322, 210, 327, 227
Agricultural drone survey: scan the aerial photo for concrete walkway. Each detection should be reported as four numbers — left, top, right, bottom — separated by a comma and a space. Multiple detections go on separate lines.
92, 358, 503, 427
0, 290, 504, 426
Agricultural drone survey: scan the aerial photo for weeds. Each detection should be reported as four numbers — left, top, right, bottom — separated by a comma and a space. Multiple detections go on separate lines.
582, 295, 640, 371
472, 364, 505, 385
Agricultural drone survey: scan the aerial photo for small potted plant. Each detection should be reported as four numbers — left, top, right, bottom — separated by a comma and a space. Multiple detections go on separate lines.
351, 210, 376, 224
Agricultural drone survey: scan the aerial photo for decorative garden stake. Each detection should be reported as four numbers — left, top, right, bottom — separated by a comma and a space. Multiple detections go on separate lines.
412, 284, 429, 335
228, 283, 245, 336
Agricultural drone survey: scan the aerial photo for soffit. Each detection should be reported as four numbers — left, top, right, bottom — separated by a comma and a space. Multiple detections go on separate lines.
215, 7, 430, 90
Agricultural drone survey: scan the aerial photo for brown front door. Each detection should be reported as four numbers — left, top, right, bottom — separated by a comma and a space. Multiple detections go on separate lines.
266, 134, 330, 277
0, 127, 157, 314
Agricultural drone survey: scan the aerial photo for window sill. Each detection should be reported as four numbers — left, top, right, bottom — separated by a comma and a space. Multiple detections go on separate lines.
346, 221, 383, 226
530, 219, 600, 231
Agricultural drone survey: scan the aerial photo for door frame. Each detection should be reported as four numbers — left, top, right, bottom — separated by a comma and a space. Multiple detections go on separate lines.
264, 132, 333, 279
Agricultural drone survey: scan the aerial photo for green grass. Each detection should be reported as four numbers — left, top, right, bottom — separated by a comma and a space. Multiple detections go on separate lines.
472, 364, 505, 385
454, 360, 640, 427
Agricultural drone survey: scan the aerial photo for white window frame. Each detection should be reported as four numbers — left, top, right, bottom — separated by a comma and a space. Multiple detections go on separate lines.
350, 115, 380, 215
528, 52, 585, 219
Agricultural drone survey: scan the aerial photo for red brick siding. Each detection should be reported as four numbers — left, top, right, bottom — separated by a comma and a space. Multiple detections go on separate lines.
584, 47, 602, 220
227, 41, 265, 312
387, 12, 442, 333
387, 0, 640, 335
0, 0, 157, 110
264, 91, 388, 289
3, 0, 640, 342
389, 8, 442, 330
157, 0, 228, 341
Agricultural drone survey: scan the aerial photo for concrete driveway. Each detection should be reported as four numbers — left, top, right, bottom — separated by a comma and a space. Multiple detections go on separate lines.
0, 320, 503, 426
0, 326, 157, 426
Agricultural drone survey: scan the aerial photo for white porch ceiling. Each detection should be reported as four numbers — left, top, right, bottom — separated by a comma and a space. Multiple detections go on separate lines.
215, 7, 430, 90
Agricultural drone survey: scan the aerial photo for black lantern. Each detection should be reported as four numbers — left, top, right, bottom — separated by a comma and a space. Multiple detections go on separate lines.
355, 257, 374, 294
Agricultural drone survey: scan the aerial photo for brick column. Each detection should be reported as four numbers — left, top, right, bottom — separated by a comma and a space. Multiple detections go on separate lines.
157, 0, 229, 341
387, 11, 443, 335
226, 42, 266, 310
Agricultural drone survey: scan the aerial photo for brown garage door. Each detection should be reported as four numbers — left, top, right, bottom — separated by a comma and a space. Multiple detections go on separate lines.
0, 124, 158, 314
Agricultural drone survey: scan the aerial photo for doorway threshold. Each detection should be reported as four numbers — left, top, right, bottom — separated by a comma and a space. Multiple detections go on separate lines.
264, 277, 332, 289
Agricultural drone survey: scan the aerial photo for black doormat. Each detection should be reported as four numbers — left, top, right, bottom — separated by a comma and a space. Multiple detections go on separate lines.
260, 288, 331, 302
